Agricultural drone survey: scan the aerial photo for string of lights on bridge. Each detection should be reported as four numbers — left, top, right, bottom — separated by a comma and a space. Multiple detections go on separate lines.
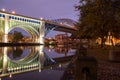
1, 8, 16, 14
0, 8, 42, 25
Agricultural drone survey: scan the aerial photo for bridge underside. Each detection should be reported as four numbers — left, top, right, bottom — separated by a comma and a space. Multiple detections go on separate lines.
45, 23, 77, 36
54, 27, 77, 34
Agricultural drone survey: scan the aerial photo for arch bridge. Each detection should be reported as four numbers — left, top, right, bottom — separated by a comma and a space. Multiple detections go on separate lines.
0, 11, 77, 44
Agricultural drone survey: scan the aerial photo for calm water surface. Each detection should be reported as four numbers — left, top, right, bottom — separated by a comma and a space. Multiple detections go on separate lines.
0, 45, 120, 80
0, 45, 76, 80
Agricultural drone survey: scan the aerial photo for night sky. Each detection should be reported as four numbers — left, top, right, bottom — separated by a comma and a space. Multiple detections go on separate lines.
0, 0, 79, 37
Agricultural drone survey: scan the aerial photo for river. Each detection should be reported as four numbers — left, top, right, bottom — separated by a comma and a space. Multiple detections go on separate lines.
0, 45, 120, 80
0, 45, 76, 80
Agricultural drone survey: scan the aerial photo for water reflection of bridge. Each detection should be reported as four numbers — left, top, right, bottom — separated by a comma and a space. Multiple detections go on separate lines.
0, 45, 75, 77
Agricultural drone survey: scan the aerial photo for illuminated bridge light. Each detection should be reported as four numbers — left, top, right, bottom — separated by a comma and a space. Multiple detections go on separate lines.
9, 16, 14, 19
1, 8, 6, 12
8, 68, 11, 71
40, 17, 43, 20
8, 15, 40, 24
11, 11, 16, 14
16, 67, 19, 70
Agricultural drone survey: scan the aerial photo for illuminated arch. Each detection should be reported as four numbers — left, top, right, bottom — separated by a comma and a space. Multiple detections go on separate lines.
8, 24, 39, 37
7, 47, 39, 64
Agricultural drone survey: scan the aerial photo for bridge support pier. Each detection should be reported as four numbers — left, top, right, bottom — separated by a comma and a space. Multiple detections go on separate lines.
39, 21, 45, 44
4, 14, 9, 43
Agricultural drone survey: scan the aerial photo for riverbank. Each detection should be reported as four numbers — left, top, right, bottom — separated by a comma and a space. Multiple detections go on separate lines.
0, 42, 42, 47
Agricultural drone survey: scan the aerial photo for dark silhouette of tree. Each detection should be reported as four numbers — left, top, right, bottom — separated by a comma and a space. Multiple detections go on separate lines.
76, 0, 120, 47
12, 48, 23, 59
12, 31, 24, 42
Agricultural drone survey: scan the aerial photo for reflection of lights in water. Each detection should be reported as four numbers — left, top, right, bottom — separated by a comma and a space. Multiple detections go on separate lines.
39, 63, 41, 72
48, 49, 52, 52
13, 47, 16, 50
20, 46, 24, 50
9, 74, 12, 78
40, 45, 44, 55
59, 64, 62, 67
1, 46, 46, 77
50, 67, 52, 69
36, 46, 39, 51
49, 45, 54, 49
39, 69, 41, 72
3, 47, 8, 74
17, 67, 19, 70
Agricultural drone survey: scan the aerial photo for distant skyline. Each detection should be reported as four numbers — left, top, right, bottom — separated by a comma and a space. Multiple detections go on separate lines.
0, 0, 79, 37
0, 0, 79, 21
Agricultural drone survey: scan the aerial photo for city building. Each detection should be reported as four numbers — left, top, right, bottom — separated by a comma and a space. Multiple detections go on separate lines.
55, 33, 72, 45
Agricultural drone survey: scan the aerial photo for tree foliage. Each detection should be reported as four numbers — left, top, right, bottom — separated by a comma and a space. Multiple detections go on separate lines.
76, 0, 120, 47
12, 31, 24, 42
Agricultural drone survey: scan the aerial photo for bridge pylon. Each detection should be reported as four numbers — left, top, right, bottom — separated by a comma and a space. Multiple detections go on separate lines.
39, 21, 45, 44
4, 14, 9, 43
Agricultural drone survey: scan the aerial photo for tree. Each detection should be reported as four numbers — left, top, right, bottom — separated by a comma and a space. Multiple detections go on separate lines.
76, 0, 120, 47
12, 47, 23, 59
12, 31, 24, 42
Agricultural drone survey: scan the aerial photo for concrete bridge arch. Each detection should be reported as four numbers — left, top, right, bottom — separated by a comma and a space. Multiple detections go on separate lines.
8, 24, 40, 42
0, 11, 77, 44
